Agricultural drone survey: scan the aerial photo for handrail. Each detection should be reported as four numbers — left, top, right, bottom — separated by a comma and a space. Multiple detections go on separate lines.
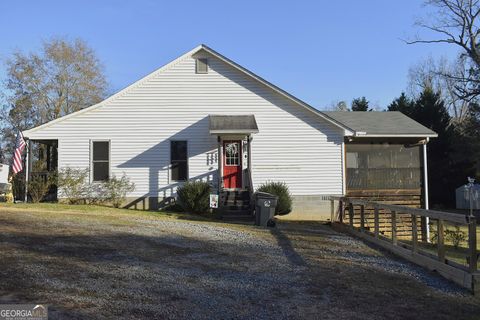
330, 196, 468, 224
330, 196, 479, 294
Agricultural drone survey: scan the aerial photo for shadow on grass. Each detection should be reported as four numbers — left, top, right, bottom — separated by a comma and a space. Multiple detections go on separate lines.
0, 217, 282, 319
269, 228, 307, 267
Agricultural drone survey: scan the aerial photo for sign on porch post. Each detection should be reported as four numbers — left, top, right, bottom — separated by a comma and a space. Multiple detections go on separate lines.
210, 194, 219, 208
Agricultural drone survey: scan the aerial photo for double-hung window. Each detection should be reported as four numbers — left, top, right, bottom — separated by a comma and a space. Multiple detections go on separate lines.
92, 141, 110, 181
171, 141, 188, 181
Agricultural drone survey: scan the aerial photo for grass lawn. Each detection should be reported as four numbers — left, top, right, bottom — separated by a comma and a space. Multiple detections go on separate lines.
0, 203, 479, 319
414, 221, 480, 269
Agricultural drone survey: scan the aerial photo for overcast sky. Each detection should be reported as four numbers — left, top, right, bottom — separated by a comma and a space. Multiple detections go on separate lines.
0, 0, 460, 110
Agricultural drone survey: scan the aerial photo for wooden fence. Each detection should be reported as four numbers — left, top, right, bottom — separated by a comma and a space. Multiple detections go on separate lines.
330, 196, 480, 294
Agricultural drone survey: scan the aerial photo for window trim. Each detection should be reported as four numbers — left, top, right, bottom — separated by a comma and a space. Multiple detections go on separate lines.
196, 58, 208, 74
90, 139, 111, 182
170, 140, 189, 182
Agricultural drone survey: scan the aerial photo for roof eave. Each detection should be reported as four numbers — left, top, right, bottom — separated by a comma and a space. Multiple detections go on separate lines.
352, 133, 438, 138
209, 129, 259, 135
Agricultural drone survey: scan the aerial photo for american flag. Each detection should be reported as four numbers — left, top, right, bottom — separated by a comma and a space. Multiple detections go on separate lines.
12, 130, 26, 174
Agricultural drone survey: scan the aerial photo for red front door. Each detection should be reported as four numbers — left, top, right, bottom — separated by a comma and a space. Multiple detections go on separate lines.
223, 140, 242, 189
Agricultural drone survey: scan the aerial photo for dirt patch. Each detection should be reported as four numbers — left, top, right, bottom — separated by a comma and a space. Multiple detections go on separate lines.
0, 205, 478, 319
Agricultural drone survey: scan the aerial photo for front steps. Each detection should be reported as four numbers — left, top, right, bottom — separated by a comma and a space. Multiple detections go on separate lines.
219, 190, 254, 222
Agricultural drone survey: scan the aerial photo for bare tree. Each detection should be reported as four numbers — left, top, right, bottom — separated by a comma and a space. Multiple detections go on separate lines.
3, 37, 107, 127
1, 37, 108, 157
408, 56, 472, 120
407, 0, 480, 101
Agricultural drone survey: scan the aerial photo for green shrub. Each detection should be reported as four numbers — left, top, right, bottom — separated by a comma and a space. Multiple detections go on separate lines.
256, 181, 292, 215
85, 182, 107, 205
445, 226, 467, 249
28, 173, 56, 203
176, 181, 211, 214
11, 172, 25, 201
57, 167, 89, 204
103, 174, 135, 208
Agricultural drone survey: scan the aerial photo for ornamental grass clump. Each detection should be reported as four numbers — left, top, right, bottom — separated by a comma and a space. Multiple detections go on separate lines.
176, 180, 211, 214
257, 181, 292, 215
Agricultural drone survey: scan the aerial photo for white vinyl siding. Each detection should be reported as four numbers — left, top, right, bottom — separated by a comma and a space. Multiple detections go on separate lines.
25, 51, 344, 198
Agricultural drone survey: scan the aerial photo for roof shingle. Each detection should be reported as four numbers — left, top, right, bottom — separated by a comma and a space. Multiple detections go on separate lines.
322, 111, 437, 137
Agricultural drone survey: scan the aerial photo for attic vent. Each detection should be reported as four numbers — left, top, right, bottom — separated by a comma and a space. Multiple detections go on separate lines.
196, 58, 208, 74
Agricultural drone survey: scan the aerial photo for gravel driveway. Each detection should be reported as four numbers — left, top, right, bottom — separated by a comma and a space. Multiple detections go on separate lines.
0, 204, 478, 319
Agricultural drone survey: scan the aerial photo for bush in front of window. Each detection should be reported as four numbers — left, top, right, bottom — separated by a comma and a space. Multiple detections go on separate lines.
256, 181, 292, 215
57, 167, 89, 204
103, 174, 135, 208
176, 180, 211, 214
85, 182, 107, 205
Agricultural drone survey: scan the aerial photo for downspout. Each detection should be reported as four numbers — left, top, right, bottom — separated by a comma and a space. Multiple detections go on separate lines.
423, 138, 430, 241
247, 136, 253, 191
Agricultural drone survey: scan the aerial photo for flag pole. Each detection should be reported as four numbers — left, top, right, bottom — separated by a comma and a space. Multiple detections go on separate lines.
24, 139, 29, 203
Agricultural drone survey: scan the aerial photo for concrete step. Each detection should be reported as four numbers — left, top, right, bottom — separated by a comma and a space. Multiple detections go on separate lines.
219, 189, 253, 222
222, 199, 250, 205
220, 191, 250, 201
221, 208, 252, 215
222, 214, 254, 221
222, 205, 251, 211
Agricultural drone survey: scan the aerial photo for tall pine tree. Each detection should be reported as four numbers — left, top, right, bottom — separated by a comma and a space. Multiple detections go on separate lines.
351, 97, 370, 111
387, 92, 414, 116
389, 88, 476, 207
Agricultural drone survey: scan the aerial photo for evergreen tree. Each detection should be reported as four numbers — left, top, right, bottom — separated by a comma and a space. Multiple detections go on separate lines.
393, 87, 476, 207
452, 103, 480, 179
388, 89, 479, 207
412, 88, 454, 207
351, 97, 370, 111
387, 92, 414, 116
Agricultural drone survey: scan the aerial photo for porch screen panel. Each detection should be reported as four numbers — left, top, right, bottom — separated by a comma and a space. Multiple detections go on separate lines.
171, 141, 188, 181
346, 144, 421, 190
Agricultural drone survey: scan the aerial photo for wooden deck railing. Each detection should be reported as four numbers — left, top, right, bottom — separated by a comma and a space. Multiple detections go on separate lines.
346, 167, 421, 189
330, 196, 480, 294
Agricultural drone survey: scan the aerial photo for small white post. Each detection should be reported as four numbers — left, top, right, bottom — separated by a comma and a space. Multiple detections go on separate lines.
218, 136, 223, 190
24, 139, 30, 203
247, 135, 253, 189
423, 138, 430, 241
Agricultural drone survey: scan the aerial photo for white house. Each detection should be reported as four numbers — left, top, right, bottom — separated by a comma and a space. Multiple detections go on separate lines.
22, 44, 437, 220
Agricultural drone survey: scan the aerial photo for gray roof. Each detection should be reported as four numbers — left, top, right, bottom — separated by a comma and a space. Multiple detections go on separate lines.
209, 115, 259, 134
322, 111, 437, 137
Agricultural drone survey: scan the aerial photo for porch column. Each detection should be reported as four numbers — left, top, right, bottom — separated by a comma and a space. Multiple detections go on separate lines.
247, 135, 253, 190
24, 139, 31, 203
423, 138, 430, 242
217, 136, 223, 190
46, 144, 51, 171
